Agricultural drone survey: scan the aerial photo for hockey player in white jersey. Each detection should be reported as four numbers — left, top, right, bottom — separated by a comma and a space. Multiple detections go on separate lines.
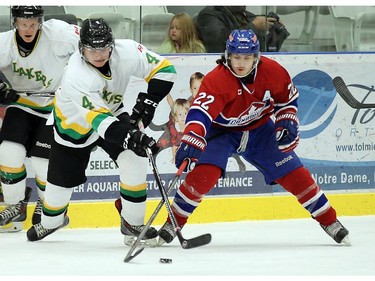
0, 6, 79, 232
26, 18, 177, 245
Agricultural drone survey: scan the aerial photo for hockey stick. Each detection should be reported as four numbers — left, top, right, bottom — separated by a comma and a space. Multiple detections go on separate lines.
124, 160, 188, 263
146, 148, 212, 249
16, 91, 55, 97
333, 77, 375, 109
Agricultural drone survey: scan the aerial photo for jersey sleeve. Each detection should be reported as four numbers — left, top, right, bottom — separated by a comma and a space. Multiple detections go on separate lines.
45, 19, 80, 58
56, 80, 112, 134
128, 41, 177, 99
271, 64, 299, 115
184, 71, 232, 137
54, 61, 125, 146
0, 31, 14, 70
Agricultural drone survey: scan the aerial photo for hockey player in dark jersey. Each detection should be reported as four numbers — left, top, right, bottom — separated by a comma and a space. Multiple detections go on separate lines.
158, 29, 350, 246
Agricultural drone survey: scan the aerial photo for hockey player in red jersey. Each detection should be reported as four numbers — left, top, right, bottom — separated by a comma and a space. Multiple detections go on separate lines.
158, 29, 350, 246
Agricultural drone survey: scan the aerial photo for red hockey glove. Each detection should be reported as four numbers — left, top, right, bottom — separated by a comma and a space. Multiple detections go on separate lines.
275, 111, 300, 152
175, 131, 207, 172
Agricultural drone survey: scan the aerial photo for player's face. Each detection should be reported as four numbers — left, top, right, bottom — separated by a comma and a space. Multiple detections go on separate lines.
229, 54, 256, 77
83, 47, 111, 68
15, 18, 40, 43
169, 19, 182, 43
190, 79, 202, 98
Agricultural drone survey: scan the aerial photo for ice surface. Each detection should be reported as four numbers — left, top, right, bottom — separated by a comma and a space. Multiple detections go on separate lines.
1, 216, 374, 278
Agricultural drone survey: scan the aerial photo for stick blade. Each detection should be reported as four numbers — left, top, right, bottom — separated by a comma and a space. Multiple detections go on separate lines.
178, 232, 212, 249
332, 76, 359, 108
332, 76, 344, 91
124, 247, 145, 263
332, 76, 375, 109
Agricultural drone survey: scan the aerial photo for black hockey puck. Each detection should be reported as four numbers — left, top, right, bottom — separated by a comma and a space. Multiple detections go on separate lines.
159, 258, 172, 264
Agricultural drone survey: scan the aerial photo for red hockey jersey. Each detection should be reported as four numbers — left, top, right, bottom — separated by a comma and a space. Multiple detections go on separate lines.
186, 56, 299, 136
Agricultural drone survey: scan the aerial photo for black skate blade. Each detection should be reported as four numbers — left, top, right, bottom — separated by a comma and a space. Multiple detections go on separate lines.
124, 247, 145, 263
178, 232, 212, 249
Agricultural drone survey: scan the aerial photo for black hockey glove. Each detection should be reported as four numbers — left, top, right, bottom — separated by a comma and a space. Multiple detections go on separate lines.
175, 131, 207, 172
123, 129, 159, 157
117, 112, 131, 123
130, 92, 161, 128
0, 81, 19, 105
275, 111, 300, 152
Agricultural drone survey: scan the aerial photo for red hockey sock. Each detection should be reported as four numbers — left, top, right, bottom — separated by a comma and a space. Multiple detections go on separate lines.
167, 164, 222, 226
276, 166, 336, 225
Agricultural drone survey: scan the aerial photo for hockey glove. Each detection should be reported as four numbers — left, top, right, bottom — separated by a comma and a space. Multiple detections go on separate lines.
175, 131, 207, 172
130, 92, 161, 128
117, 112, 131, 123
0, 81, 19, 105
123, 129, 159, 157
275, 112, 300, 152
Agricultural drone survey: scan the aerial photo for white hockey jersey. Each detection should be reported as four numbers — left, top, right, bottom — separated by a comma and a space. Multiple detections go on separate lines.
0, 19, 80, 118
53, 39, 177, 148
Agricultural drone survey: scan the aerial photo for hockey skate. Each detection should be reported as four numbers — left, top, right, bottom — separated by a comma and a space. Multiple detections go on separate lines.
26, 214, 70, 241
32, 198, 43, 225
158, 221, 177, 245
320, 219, 351, 245
114, 198, 158, 247
0, 186, 32, 233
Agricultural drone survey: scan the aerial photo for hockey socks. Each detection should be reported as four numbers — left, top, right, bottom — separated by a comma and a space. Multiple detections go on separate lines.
169, 164, 222, 226
276, 166, 336, 225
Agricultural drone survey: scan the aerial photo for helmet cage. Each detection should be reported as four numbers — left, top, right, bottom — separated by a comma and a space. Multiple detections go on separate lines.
11, 6, 44, 30
79, 18, 115, 57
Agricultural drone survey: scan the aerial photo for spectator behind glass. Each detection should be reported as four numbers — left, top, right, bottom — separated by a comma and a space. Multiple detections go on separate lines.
157, 12, 206, 53
196, 6, 288, 52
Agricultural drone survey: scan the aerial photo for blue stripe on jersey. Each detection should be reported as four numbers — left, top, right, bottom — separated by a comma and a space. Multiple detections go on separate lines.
186, 108, 212, 133
274, 98, 298, 113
